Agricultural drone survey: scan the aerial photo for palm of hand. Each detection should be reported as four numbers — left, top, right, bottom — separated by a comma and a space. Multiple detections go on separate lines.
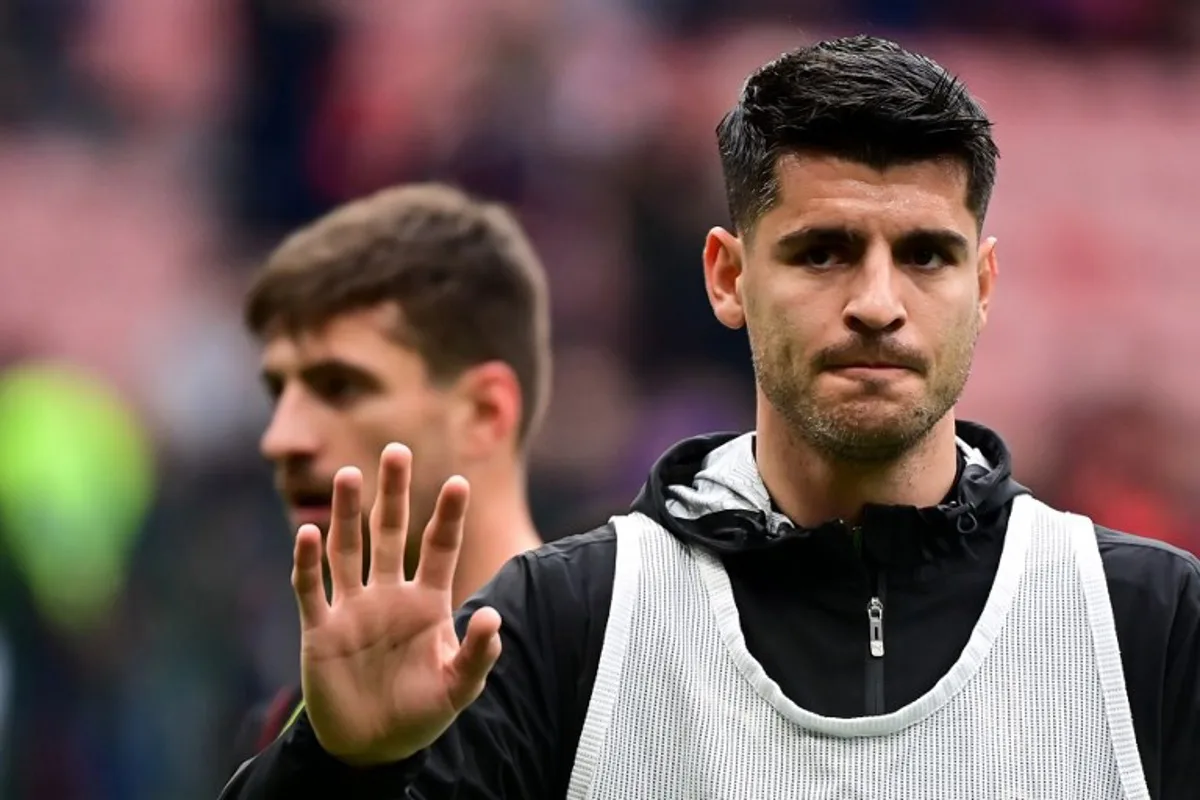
290, 444, 503, 767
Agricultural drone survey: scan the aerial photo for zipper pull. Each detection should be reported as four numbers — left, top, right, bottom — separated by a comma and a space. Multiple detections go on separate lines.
867, 597, 885, 657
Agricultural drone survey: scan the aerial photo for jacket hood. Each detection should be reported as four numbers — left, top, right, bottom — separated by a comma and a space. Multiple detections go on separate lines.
629, 421, 1029, 562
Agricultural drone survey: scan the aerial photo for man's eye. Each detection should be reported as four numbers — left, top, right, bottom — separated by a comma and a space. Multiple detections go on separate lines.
313, 376, 363, 406
802, 247, 844, 269
908, 249, 947, 270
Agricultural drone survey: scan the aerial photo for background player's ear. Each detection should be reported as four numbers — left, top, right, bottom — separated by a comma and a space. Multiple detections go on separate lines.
704, 227, 747, 330
452, 361, 522, 460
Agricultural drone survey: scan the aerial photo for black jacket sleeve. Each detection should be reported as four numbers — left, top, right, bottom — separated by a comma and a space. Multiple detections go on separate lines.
217, 526, 617, 800
1161, 555, 1200, 800
1099, 527, 1200, 800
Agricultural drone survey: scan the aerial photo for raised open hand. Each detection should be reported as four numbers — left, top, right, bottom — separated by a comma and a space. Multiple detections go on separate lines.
293, 443, 503, 766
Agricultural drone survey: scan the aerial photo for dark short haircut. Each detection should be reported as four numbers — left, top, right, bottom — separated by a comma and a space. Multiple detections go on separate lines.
245, 183, 551, 446
716, 35, 999, 235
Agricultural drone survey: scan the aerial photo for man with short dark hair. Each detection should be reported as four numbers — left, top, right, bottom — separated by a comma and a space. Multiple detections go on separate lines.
228, 182, 549, 767
221, 37, 1199, 800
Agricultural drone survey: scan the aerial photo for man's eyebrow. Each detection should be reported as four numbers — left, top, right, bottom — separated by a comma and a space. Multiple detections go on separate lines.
899, 228, 971, 254
259, 358, 383, 386
771, 226, 971, 258
771, 226, 863, 257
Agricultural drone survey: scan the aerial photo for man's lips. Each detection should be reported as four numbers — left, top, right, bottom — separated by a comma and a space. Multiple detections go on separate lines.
826, 362, 916, 374
283, 488, 333, 527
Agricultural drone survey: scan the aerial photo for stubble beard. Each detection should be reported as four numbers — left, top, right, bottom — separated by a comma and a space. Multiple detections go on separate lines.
752, 326, 978, 465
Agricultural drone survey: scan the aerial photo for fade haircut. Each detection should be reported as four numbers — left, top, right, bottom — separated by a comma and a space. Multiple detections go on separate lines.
717, 35, 999, 235
245, 183, 551, 446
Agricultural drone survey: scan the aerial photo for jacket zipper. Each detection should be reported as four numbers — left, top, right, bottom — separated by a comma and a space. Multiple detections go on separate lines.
851, 523, 887, 715
864, 538, 886, 716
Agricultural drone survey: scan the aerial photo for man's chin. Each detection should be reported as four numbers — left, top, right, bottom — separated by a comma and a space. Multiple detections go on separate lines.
797, 401, 943, 461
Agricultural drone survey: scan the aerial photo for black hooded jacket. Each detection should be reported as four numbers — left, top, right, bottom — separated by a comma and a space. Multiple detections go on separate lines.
219, 422, 1200, 799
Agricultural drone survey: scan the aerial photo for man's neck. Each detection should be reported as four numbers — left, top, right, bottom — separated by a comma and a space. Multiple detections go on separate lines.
755, 404, 960, 529
451, 467, 541, 608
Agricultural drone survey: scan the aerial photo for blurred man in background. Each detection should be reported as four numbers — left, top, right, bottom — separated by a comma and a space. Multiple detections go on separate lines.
229, 182, 550, 767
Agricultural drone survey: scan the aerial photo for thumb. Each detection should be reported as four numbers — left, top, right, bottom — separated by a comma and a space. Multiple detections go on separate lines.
446, 607, 503, 711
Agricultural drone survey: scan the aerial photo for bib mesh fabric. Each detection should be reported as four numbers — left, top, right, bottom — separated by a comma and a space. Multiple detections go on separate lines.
566, 494, 1149, 800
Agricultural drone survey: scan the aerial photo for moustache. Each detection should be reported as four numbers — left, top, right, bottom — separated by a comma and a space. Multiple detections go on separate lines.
815, 339, 927, 374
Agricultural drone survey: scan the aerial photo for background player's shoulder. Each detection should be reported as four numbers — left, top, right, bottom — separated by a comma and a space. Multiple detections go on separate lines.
227, 684, 305, 775
257, 685, 305, 747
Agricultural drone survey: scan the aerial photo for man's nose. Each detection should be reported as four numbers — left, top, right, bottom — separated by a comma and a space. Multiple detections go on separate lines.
260, 389, 321, 463
843, 248, 907, 336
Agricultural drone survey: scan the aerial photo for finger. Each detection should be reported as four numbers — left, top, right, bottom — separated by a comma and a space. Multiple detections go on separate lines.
413, 475, 470, 592
292, 524, 329, 629
368, 443, 411, 584
327, 466, 365, 601
447, 607, 503, 711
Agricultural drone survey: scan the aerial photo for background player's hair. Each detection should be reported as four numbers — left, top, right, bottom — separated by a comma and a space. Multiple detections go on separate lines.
716, 35, 999, 235
244, 183, 551, 446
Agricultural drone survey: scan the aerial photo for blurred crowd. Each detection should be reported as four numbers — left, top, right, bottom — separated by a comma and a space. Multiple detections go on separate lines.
0, 1, 1198, 797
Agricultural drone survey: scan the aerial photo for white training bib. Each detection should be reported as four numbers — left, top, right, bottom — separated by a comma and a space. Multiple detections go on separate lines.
567, 494, 1149, 800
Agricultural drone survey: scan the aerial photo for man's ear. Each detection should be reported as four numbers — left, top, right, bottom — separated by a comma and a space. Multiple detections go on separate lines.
977, 235, 999, 328
704, 226, 746, 330
450, 361, 522, 460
